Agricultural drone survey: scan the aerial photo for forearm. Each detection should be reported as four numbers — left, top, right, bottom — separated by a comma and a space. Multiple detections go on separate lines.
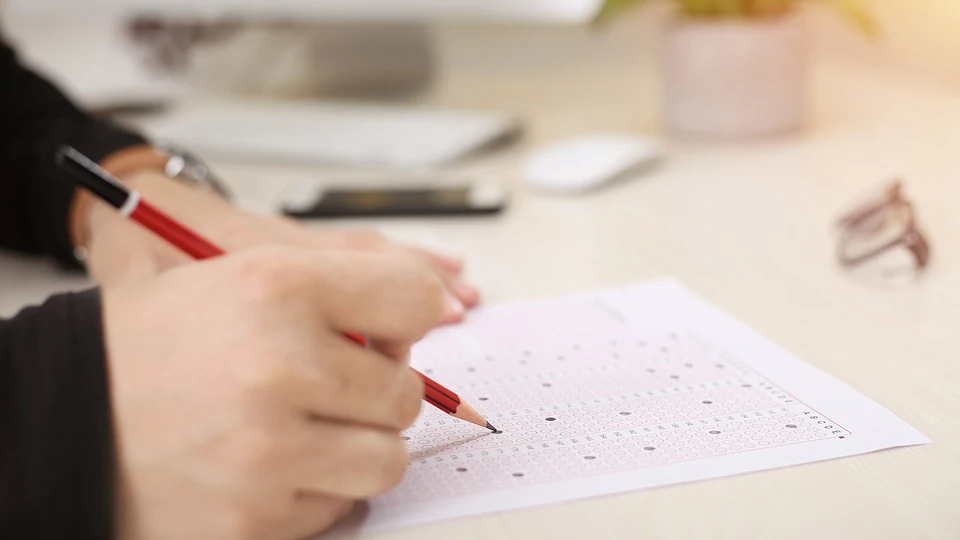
0, 290, 117, 539
0, 39, 145, 266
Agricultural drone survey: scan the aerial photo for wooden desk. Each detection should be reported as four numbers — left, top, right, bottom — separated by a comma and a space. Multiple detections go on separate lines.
2, 58, 957, 540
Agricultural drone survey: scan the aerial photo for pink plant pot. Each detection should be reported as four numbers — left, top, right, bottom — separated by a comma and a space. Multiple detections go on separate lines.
661, 12, 807, 139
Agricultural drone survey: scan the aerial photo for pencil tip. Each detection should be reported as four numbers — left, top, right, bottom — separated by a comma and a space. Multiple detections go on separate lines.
486, 422, 499, 433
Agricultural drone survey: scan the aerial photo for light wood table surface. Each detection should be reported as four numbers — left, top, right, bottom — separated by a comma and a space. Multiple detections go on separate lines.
2, 56, 957, 540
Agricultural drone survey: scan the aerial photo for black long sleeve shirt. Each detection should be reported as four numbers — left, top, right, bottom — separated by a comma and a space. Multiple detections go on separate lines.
1, 36, 146, 539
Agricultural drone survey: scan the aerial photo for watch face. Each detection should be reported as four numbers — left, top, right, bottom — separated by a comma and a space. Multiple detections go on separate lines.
157, 143, 230, 199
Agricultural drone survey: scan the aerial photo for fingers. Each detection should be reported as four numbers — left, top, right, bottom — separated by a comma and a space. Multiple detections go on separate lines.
366, 337, 416, 363
450, 277, 480, 308
404, 246, 477, 304
276, 494, 354, 540
233, 247, 444, 345
297, 227, 389, 252
290, 338, 424, 431
291, 226, 480, 322
283, 420, 410, 499
400, 245, 480, 322
283, 249, 447, 346
408, 245, 464, 273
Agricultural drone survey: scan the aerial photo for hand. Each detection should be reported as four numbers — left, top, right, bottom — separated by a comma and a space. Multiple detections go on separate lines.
103, 245, 445, 540
84, 171, 479, 323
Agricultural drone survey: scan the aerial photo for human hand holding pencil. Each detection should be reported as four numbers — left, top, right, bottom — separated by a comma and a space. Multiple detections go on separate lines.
57, 146, 495, 432
56, 146, 496, 540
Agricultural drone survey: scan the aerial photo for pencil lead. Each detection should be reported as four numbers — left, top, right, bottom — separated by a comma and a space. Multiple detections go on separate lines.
486, 421, 499, 433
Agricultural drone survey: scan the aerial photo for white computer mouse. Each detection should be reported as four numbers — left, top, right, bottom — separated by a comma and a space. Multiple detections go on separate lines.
523, 134, 663, 194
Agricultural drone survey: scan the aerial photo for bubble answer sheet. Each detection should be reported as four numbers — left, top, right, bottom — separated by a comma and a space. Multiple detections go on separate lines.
359, 279, 930, 533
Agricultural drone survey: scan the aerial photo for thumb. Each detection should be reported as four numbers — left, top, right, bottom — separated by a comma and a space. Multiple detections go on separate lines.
85, 223, 187, 286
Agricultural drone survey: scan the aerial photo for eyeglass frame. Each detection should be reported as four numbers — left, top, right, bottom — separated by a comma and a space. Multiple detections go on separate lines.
835, 180, 930, 270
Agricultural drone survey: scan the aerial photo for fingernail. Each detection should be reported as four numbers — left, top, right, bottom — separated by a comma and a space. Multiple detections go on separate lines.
453, 280, 479, 302
445, 293, 465, 315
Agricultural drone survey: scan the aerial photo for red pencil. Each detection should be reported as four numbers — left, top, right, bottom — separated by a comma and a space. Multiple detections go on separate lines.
57, 145, 496, 432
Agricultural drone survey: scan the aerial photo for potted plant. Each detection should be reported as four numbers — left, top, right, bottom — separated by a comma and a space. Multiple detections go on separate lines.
596, 0, 877, 139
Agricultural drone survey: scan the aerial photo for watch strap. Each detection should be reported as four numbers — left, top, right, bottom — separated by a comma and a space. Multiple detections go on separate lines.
68, 144, 228, 259
68, 144, 166, 255
98, 144, 171, 178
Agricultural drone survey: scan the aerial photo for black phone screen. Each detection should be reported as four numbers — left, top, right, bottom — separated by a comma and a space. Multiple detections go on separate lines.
282, 186, 503, 218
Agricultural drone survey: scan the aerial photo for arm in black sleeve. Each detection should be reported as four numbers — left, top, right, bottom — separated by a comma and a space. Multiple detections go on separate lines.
0, 32, 138, 540
0, 36, 146, 266
0, 289, 116, 539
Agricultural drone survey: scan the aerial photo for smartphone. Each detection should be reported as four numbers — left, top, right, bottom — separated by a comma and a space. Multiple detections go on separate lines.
279, 179, 508, 219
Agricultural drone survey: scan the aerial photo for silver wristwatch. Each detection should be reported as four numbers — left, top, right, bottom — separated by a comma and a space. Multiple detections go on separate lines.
155, 143, 231, 200
71, 144, 230, 266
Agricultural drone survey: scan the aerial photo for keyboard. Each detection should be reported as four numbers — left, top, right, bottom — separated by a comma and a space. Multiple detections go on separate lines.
144, 100, 522, 168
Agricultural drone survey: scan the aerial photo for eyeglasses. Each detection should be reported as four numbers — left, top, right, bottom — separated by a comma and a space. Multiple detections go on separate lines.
835, 180, 930, 274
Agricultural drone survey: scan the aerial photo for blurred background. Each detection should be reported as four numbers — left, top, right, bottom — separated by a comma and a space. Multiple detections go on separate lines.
3, 1, 960, 110
1, 0, 957, 234
0, 0, 951, 331
2, 1, 953, 255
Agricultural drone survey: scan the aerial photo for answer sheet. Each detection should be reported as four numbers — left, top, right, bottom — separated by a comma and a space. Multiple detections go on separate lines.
363, 280, 929, 532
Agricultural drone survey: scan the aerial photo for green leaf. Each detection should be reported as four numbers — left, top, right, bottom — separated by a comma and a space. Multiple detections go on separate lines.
593, 0, 879, 38
718, 0, 746, 17
677, 0, 719, 17
594, 0, 648, 24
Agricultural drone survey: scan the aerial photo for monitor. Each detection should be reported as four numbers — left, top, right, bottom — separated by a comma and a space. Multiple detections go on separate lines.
7, 0, 605, 24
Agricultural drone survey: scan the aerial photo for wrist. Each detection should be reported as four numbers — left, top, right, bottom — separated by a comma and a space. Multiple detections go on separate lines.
70, 145, 230, 261
68, 145, 162, 259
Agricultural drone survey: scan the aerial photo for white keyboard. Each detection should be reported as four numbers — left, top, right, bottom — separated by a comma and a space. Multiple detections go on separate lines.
145, 101, 522, 168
